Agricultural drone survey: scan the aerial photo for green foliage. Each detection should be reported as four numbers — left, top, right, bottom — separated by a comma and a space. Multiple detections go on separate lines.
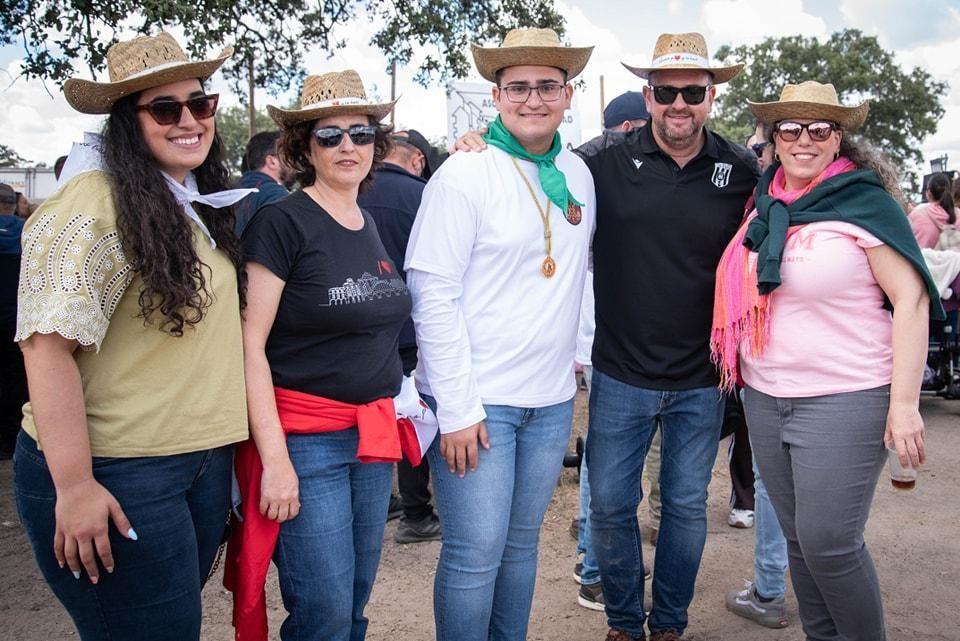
1, 0, 565, 100
713, 29, 947, 180
0, 143, 31, 167
215, 105, 275, 177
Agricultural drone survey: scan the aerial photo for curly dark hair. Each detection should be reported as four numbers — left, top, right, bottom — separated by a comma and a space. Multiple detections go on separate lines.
278, 116, 392, 195
101, 90, 243, 336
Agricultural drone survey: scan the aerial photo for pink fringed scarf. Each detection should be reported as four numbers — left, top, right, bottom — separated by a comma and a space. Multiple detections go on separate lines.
710, 157, 857, 391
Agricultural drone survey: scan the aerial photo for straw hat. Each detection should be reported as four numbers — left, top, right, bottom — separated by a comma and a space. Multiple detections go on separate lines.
63, 31, 232, 114
471, 28, 593, 83
622, 32, 742, 84
748, 81, 869, 130
267, 70, 396, 127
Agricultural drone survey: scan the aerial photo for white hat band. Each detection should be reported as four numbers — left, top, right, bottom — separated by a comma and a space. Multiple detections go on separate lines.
302, 95, 369, 109
651, 52, 710, 68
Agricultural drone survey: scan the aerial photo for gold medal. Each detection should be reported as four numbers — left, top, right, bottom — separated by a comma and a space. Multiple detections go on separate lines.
542, 256, 556, 278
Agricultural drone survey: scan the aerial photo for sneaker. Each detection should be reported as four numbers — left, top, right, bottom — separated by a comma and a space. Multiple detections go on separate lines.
574, 561, 583, 584
728, 508, 755, 529
606, 628, 645, 641
394, 513, 441, 544
578, 581, 605, 611
648, 630, 681, 641
724, 581, 789, 629
387, 494, 403, 521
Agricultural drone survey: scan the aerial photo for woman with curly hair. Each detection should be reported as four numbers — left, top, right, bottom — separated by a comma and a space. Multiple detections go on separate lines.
711, 81, 943, 641
229, 70, 410, 641
13, 32, 250, 641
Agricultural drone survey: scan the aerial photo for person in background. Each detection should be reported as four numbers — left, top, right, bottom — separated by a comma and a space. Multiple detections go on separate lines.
358, 130, 442, 544
712, 80, 943, 641
0, 182, 26, 460
908, 172, 956, 248
54, 155, 68, 181
13, 31, 249, 641
14, 191, 35, 219
234, 130, 295, 235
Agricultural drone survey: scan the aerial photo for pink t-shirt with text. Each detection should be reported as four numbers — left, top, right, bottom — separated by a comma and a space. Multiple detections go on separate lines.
739, 221, 892, 397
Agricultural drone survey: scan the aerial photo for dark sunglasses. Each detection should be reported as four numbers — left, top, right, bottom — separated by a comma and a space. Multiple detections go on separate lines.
774, 121, 837, 142
750, 142, 769, 156
650, 85, 709, 105
135, 94, 219, 125
313, 125, 378, 148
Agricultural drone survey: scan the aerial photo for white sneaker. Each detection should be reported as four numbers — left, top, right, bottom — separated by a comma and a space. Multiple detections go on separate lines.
728, 508, 755, 528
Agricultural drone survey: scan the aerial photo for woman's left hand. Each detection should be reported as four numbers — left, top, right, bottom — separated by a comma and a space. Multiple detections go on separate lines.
883, 401, 926, 469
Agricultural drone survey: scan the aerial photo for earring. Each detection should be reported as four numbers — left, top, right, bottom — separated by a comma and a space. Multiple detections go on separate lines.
774, 153, 780, 163
834, 151, 840, 161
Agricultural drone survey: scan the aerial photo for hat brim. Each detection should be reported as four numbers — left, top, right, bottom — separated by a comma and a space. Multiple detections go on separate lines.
747, 99, 870, 130
63, 47, 233, 114
471, 44, 594, 83
267, 100, 397, 128
621, 61, 743, 85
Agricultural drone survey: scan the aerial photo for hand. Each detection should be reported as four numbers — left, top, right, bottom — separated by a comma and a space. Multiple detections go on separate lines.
452, 129, 488, 154
260, 457, 300, 522
439, 421, 490, 478
883, 402, 926, 469
54, 478, 135, 584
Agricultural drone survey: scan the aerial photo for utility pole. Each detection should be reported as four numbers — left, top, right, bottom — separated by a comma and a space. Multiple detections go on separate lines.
390, 60, 397, 126
248, 55, 256, 138
599, 75, 605, 129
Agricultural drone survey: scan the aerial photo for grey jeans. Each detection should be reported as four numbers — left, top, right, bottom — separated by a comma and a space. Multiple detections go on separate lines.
743, 385, 889, 641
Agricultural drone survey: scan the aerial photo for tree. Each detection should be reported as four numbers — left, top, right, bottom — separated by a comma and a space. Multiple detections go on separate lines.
712, 30, 947, 183
215, 105, 276, 177
0, 143, 30, 167
1, 1, 566, 101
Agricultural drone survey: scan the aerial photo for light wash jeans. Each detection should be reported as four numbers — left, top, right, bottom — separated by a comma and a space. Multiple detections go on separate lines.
425, 396, 574, 641
751, 453, 788, 599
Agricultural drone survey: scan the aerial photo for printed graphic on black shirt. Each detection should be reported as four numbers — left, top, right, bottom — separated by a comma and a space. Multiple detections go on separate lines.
325, 262, 408, 306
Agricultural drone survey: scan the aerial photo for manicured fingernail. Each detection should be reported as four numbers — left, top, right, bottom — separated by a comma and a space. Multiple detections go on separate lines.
90, 575, 99, 585
127, 528, 138, 541
72, 570, 81, 579
105, 566, 114, 574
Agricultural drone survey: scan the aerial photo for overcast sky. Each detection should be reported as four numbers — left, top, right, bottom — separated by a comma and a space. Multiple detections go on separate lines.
2, 0, 958, 182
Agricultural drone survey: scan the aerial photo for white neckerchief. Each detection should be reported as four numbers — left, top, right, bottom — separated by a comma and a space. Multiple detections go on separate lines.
59, 132, 257, 248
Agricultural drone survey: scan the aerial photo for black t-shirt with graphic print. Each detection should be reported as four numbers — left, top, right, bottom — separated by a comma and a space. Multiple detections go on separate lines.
243, 190, 411, 405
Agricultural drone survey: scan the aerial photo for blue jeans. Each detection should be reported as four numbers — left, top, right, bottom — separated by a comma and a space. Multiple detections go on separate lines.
274, 429, 393, 641
576, 366, 600, 585
13, 431, 233, 641
751, 453, 787, 599
587, 371, 724, 636
425, 396, 574, 641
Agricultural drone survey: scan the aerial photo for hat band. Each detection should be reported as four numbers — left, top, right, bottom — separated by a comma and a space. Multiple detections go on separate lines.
650, 52, 710, 68
301, 95, 371, 110
117, 58, 195, 82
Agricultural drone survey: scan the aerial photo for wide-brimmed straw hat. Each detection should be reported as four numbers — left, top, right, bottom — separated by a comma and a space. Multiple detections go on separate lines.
622, 32, 742, 84
63, 31, 232, 114
267, 70, 396, 127
748, 81, 869, 130
471, 28, 593, 83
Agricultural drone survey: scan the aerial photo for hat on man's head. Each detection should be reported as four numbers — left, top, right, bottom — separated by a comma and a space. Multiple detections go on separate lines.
603, 91, 650, 128
748, 81, 869, 130
394, 129, 442, 179
268, 70, 396, 127
63, 31, 232, 114
471, 28, 593, 83
622, 32, 742, 84
0, 183, 16, 206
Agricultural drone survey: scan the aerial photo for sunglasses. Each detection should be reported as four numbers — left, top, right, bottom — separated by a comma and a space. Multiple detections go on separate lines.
135, 94, 219, 125
312, 125, 378, 147
750, 142, 769, 156
650, 85, 709, 105
774, 121, 838, 142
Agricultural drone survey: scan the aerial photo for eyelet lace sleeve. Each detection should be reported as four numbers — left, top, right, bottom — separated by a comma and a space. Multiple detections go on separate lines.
15, 207, 133, 351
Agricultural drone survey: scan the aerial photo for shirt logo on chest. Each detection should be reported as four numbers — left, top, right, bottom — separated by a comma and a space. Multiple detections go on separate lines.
711, 162, 733, 188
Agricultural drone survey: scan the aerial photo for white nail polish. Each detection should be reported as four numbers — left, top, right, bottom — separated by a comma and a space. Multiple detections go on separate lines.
72, 570, 81, 579
127, 528, 139, 541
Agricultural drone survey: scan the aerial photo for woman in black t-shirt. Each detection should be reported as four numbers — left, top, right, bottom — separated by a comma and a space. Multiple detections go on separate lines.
234, 70, 410, 641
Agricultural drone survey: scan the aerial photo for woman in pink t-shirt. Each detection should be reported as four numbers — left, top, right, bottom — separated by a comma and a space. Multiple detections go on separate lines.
908, 172, 957, 248
711, 81, 940, 641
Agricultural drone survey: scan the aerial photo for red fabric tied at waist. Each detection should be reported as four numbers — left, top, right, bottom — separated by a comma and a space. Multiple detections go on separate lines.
224, 387, 415, 641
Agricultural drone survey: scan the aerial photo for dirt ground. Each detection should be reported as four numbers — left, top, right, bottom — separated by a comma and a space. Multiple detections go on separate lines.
1, 390, 958, 641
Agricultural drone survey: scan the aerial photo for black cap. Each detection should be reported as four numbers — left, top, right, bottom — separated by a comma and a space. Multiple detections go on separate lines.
394, 129, 444, 179
603, 91, 650, 129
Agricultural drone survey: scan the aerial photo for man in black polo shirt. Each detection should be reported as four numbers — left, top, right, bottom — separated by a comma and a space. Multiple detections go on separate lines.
582, 33, 758, 641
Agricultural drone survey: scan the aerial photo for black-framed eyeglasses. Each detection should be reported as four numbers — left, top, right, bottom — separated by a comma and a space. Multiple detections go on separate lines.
312, 125, 378, 148
750, 142, 769, 156
498, 83, 566, 103
650, 85, 709, 105
135, 94, 219, 125
774, 121, 838, 142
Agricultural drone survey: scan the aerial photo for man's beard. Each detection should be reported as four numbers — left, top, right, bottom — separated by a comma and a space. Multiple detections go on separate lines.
654, 108, 703, 150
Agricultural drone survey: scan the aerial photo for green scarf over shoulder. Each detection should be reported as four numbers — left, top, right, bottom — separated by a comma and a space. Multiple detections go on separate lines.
746, 168, 945, 319
482, 116, 583, 211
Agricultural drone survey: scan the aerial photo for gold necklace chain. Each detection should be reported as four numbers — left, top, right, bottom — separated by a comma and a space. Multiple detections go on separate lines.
511, 156, 556, 278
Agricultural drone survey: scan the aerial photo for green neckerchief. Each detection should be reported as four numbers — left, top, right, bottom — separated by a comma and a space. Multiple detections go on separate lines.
482, 116, 583, 210
746, 168, 945, 320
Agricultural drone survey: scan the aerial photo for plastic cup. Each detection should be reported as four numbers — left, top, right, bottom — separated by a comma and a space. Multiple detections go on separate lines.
887, 446, 918, 490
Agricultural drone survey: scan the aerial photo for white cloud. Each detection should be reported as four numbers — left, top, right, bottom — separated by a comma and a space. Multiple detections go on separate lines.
698, 0, 829, 47
840, 0, 960, 49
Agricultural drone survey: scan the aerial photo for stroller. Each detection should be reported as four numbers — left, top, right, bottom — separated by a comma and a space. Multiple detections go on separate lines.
921, 248, 960, 399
